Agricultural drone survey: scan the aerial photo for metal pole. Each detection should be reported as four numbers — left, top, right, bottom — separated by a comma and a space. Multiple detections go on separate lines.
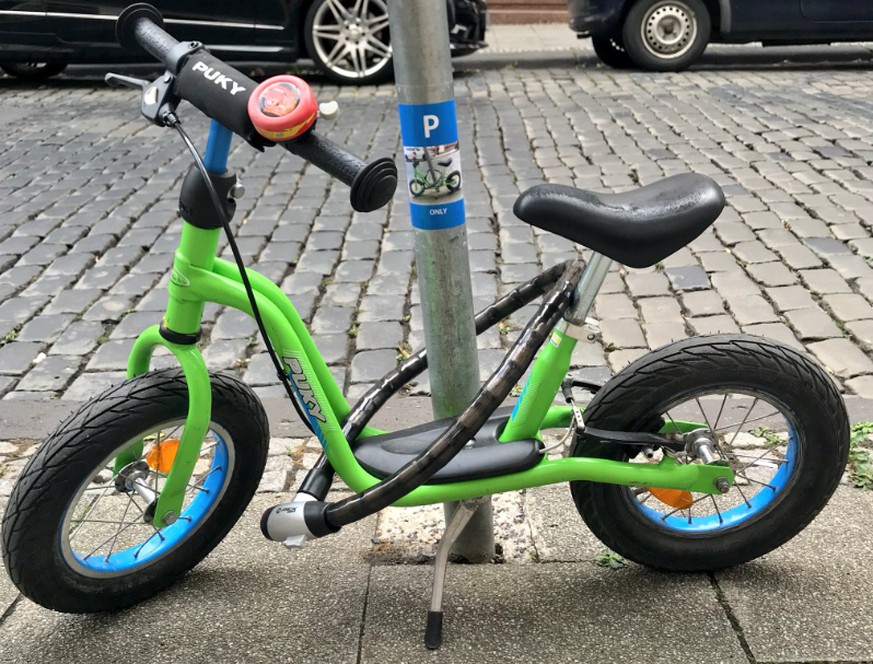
388, 0, 494, 562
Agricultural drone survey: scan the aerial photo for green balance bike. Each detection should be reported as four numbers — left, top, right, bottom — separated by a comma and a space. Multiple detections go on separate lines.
1, 5, 850, 650
407, 151, 461, 197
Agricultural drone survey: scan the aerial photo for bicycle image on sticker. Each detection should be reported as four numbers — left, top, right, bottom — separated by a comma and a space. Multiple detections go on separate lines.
403, 142, 462, 201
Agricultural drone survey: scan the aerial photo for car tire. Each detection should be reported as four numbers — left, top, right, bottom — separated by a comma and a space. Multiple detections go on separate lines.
304, 0, 394, 85
591, 36, 634, 69
0, 62, 67, 80
621, 0, 710, 71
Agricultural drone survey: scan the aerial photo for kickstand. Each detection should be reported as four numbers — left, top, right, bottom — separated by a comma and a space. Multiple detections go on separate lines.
425, 497, 485, 650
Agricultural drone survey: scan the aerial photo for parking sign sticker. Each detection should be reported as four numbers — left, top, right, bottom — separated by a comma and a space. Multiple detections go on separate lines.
398, 100, 466, 230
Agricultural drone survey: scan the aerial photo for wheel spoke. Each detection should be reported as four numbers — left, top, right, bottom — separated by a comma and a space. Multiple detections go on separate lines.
713, 409, 781, 435
313, 24, 342, 40
106, 492, 135, 561
325, 42, 350, 69
365, 36, 391, 59
713, 394, 728, 432
325, 0, 349, 22
82, 519, 141, 561
734, 472, 776, 491
709, 495, 724, 524
367, 13, 390, 32
727, 397, 759, 448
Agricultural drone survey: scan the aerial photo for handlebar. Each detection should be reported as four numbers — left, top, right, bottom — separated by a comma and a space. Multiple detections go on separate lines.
115, 3, 397, 213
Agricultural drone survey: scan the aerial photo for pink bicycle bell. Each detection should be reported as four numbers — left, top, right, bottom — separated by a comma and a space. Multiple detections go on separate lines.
248, 75, 318, 142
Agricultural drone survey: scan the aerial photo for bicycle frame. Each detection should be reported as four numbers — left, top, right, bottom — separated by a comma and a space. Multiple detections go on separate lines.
125, 122, 731, 528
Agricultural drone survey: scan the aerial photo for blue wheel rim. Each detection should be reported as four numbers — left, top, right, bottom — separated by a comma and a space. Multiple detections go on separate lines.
64, 429, 231, 575
631, 423, 798, 533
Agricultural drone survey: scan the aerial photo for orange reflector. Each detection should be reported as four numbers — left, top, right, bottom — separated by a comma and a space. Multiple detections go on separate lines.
649, 487, 694, 510
146, 438, 181, 474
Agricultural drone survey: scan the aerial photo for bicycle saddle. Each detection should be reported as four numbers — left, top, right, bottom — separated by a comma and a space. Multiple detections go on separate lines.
437, 158, 453, 167
513, 174, 724, 268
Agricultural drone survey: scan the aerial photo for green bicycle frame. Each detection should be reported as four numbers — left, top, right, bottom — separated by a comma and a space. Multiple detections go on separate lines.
127, 123, 732, 528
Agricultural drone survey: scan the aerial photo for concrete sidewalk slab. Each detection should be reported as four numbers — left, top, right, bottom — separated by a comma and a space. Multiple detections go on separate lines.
361, 564, 747, 663
526, 484, 605, 563
0, 494, 376, 664
716, 487, 873, 663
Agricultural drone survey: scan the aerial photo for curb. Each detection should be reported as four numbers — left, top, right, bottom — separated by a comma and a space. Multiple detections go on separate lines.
456, 49, 589, 72
2, 393, 872, 442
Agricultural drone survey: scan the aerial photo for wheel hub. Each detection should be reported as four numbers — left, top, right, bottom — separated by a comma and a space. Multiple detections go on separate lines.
643, 3, 695, 57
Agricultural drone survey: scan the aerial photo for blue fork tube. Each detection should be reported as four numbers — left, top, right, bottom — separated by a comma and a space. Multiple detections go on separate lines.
203, 121, 234, 173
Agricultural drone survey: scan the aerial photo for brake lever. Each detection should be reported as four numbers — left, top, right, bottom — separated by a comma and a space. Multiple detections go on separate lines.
104, 72, 149, 90
106, 71, 180, 128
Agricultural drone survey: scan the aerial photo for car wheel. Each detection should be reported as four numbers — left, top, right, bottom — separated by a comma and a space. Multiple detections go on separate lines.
0, 62, 67, 81
304, 0, 394, 85
591, 36, 634, 69
622, 0, 710, 71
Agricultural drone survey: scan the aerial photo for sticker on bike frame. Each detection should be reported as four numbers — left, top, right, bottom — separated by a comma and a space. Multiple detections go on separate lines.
283, 353, 330, 449
398, 100, 465, 230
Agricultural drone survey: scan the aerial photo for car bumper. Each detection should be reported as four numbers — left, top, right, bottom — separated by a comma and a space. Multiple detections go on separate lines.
567, 0, 623, 37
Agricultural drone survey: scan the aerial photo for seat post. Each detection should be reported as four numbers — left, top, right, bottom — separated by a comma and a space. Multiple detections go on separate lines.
563, 251, 613, 328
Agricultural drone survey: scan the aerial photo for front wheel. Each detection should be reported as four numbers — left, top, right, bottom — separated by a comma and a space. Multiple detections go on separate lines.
1, 368, 269, 613
621, 0, 710, 71
445, 170, 461, 192
570, 335, 849, 571
304, 0, 394, 85
591, 36, 634, 69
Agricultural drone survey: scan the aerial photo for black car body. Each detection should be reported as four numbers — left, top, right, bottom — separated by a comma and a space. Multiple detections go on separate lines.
568, 0, 873, 71
0, 0, 487, 83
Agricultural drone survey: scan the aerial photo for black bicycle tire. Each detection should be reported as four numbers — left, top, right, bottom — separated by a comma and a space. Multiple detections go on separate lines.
2, 368, 269, 613
570, 334, 849, 571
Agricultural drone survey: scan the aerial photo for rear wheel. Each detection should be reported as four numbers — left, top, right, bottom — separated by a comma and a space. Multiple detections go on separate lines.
1, 368, 269, 613
591, 36, 634, 69
622, 0, 710, 71
445, 170, 461, 192
570, 335, 849, 571
0, 62, 67, 80
304, 0, 394, 85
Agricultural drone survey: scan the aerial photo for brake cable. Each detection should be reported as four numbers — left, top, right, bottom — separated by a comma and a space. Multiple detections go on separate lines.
167, 113, 316, 434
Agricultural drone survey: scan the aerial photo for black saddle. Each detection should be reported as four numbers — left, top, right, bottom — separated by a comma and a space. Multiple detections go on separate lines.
437, 158, 453, 167
513, 174, 725, 268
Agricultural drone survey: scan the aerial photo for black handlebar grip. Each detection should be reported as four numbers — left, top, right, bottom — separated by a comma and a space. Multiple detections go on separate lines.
283, 132, 398, 212
175, 51, 266, 147
116, 4, 181, 71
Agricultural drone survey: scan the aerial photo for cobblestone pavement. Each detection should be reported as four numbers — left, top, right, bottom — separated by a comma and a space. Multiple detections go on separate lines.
0, 56, 872, 408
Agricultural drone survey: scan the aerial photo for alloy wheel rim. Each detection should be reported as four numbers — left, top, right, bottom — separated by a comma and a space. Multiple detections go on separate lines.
311, 0, 392, 80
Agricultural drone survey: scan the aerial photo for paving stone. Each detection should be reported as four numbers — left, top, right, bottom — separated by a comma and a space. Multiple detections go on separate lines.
846, 374, 873, 398
643, 321, 687, 349
726, 294, 779, 326
358, 295, 406, 323
355, 322, 403, 351
599, 319, 646, 350
310, 334, 349, 365
741, 323, 805, 352
846, 319, 873, 352
84, 340, 135, 371
799, 268, 852, 294
664, 265, 709, 292
821, 293, 873, 322
689, 315, 741, 335
732, 241, 777, 264
41, 288, 102, 315
638, 296, 682, 323
0, 342, 42, 376
212, 309, 258, 340
805, 236, 852, 256
606, 348, 647, 372
746, 261, 796, 287
16, 355, 80, 392
16, 313, 75, 344
594, 293, 637, 320
765, 285, 816, 312
696, 251, 739, 273
311, 306, 354, 335
775, 244, 822, 270
784, 307, 843, 341
350, 349, 397, 383
680, 290, 725, 317
624, 271, 670, 298
710, 272, 760, 297
807, 338, 873, 379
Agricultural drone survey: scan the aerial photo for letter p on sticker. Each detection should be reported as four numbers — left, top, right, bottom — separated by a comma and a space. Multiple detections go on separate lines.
423, 115, 439, 139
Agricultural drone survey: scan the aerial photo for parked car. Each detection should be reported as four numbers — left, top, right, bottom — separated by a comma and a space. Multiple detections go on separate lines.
568, 0, 873, 71
0, 0, 487, 84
